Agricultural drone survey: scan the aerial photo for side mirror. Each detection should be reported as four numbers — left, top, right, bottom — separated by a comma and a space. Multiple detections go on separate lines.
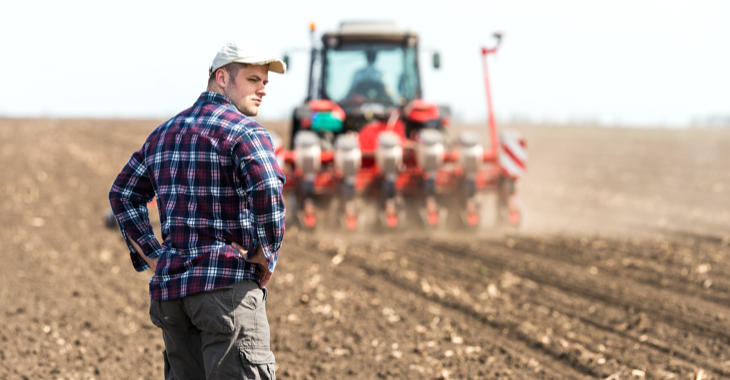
283, 54, 290, 71
432, 52, 440, 69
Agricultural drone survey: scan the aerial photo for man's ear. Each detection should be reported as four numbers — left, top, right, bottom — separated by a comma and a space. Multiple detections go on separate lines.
215, 69, 228, 89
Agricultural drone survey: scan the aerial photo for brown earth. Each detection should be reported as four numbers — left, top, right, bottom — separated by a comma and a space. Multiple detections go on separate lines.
1, 118, 729, 380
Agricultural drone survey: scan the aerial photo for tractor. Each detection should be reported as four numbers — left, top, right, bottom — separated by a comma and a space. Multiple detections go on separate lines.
273, 21, 526, 231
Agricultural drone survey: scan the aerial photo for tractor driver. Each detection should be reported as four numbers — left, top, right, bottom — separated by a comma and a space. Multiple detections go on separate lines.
353, 49, 383, 84
348, 49, 390, 101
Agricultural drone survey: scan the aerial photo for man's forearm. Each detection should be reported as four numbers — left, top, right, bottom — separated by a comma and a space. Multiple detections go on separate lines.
249, 177, 285, 271
234, 128, 286, 272
110, 146, 162, 272
109, 199, 163, 271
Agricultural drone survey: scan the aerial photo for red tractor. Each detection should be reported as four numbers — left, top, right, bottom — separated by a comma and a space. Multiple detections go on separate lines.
273, 22, 525, 230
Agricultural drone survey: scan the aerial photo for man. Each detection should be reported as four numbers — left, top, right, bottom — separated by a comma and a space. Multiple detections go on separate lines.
109, 41, 286, 379
348, 49, 389, 101
352, 49, 382, 85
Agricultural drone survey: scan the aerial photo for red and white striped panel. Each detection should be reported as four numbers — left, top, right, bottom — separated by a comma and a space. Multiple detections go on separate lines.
499, 131, 527, 178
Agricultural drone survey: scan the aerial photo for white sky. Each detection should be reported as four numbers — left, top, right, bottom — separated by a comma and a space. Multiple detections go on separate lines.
1, 0, 728, 127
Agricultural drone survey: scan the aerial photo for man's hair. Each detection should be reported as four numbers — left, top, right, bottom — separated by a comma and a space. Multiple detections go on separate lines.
208, 62, 249, 85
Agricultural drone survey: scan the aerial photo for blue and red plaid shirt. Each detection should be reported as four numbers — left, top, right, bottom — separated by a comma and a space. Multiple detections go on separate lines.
109, 92, 286, 300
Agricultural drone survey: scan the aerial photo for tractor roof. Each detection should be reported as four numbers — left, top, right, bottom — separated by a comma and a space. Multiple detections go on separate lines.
324, 21, 418, 43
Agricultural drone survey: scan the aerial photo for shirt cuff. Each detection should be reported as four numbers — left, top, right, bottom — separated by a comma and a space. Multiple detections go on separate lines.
121, 230, 162, 272
254, 226, 280, 273
129, 250, 151, 272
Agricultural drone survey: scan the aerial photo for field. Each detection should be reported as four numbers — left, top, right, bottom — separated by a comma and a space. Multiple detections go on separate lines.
1, 118, 730, 379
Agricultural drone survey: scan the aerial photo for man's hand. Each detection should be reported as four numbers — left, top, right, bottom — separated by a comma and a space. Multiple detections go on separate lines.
129, 239, 157, 272
231, 243, 272, 288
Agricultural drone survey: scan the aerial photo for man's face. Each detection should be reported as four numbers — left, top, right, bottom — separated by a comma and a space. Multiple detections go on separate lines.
224, 64, 269, 117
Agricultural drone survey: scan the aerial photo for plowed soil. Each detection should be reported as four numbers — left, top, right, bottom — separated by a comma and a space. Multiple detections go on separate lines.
1, 118, 730, 380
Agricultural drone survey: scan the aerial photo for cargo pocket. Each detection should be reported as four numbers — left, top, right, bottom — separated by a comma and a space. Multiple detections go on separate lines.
239, 348, 276, 380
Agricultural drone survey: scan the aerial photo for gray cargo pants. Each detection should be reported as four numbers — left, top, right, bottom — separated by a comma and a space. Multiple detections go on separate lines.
149, 280, 275, 380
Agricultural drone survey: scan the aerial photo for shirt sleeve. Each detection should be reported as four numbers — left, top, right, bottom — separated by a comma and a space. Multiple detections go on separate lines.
108, 144, 162, 272
233, 126, 286, 273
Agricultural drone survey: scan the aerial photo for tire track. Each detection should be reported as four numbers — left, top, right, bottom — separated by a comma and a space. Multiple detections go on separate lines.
269, 237, 572, 379
319, 235, 730, 378
426, 239, 730, 345
507, 236, 730, 307
421, 238, 730, 376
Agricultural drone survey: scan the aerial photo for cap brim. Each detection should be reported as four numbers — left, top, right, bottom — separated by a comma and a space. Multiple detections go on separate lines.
232, 57, 287, 74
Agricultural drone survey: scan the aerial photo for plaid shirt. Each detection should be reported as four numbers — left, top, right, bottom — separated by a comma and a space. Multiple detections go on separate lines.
109, 92, 286, 300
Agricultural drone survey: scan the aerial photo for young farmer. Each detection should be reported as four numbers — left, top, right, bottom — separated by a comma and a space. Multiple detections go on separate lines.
109, 41, 286, 379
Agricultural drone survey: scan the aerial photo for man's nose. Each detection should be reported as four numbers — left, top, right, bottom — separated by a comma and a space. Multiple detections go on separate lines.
257, 85, 267, 97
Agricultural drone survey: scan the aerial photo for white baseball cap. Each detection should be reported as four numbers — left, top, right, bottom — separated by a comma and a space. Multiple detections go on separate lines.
209, 41, 287, 76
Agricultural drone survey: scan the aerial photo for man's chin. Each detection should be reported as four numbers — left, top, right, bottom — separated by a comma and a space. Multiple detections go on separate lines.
240, 105, 260, 117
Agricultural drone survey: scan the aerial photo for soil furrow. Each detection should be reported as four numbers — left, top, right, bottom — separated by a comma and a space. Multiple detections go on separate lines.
427, 239, 730, 344
267, 237, 569, 379
309, 241, 597, 379
364, 238, 729, 377
506, 236, 730, 303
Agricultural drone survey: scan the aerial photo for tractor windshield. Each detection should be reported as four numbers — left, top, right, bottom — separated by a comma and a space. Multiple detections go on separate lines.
324, 42, 419, 106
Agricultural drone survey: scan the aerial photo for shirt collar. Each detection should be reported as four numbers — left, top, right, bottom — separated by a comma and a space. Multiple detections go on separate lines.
196, 91, 238, 112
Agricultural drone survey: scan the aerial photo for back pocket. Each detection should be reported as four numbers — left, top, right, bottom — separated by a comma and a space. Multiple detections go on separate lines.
185, 288, 235, 334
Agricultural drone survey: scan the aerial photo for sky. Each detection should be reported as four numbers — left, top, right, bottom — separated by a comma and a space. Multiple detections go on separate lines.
1, 0, 728, 127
